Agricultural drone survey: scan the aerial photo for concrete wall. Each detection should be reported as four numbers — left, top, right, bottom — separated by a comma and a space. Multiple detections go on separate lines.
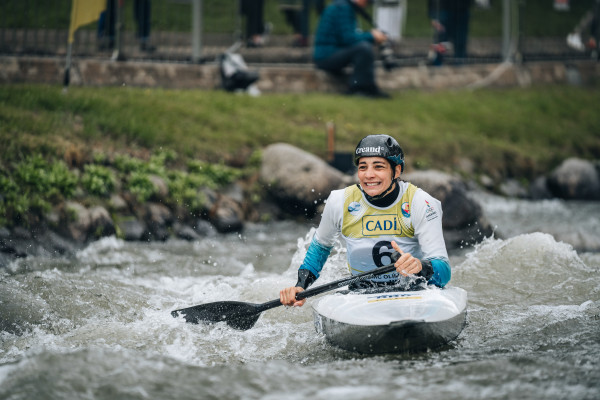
1, 56, 598, 93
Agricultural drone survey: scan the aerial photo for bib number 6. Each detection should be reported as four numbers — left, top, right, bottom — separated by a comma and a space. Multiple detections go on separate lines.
372, 240, 399, 267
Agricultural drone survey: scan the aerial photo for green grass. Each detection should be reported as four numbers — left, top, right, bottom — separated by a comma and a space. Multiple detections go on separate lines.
1, 0, 597, 37
1, 83, 599, 181
1, 83, 598, 227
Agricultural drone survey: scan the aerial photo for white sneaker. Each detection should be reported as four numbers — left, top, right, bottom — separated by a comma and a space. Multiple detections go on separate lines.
567, 33, 585, 51
262, 22, 273, 45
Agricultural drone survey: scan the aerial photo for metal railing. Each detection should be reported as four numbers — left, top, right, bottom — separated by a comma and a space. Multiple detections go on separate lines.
1, 0, 598, 66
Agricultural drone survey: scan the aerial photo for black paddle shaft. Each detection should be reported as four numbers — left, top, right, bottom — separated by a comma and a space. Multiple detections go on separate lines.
253, 263, 398, 311
171, 263, 398, 329
297, 263, 397, 299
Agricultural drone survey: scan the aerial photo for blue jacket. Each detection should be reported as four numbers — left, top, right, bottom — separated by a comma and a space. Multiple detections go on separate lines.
313, 0, 374, 61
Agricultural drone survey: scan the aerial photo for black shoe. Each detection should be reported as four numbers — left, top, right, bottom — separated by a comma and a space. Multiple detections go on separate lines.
97, 39, 115, 51
292, 36, 309, 48
140, 42, 156, 52
346, 86, 391, 99
246, 35, 265, 48
365, 87, 391, 99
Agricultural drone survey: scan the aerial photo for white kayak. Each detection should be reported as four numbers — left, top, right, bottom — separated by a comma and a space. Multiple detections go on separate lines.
312, 286, 467, 354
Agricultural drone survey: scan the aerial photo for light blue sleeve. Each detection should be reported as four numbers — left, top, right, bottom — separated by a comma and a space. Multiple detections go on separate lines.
430, 258, 451, 287
299, 237, 333, 279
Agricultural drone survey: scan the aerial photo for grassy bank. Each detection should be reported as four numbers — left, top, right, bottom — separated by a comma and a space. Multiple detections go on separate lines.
2, 84, 598, 173
1, 83, 599, 226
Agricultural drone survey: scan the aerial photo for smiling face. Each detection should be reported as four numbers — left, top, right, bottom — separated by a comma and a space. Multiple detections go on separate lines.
357, 157, 402, 197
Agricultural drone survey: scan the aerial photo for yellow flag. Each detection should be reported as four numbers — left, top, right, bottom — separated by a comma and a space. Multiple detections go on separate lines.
68, 0, 107, 43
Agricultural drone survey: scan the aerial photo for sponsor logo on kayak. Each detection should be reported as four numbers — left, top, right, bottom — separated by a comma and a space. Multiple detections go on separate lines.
367, 293, 422, 303
369, 273, 398, 281
348, 201, 361, 216
362, 214, 401, 236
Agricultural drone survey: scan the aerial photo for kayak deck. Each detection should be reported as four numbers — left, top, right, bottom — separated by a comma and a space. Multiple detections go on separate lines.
312, 286, 467, 354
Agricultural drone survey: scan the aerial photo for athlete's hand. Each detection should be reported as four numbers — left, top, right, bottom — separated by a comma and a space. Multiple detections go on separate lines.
280, 286, 306, 307
391, 241, 422, 277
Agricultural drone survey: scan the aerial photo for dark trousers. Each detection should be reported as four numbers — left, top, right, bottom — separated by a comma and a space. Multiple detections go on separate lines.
98, 0, 117, 41
241, 0, 264, 38
436, 8, 470, 59
314, 41, 376, 90
134, 0, 151, 41
98, 0, 151, 43
283, 0, 325, 39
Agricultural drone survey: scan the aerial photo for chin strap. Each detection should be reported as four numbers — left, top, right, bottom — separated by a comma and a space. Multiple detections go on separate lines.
358, 177, 400, 206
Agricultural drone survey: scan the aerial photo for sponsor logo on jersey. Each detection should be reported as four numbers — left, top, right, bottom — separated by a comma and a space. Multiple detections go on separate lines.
401, 202, 410, 218
424, 199, 439, 221
348, 201, 361, 216
362, 214, 401, 236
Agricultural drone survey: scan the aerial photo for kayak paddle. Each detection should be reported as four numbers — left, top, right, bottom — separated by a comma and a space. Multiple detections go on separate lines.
171, 263, 398, 330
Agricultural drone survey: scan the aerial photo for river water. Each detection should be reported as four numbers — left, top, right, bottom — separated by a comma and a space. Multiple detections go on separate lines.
1, 193, 599, 400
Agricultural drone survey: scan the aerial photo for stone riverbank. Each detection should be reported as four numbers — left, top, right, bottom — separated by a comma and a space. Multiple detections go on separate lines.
1, 144, 598, 268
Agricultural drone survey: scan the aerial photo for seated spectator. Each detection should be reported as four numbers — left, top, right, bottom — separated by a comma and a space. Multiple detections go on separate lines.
313, 0, 390, 98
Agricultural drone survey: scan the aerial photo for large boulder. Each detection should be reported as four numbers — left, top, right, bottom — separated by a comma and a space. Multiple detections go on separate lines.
208, 194, 245, 233
0, 221, 84, 266
260, 143, 353, 217
88, 206, 116, 239
529, 176, 554, 200
117, 218, 146, 241
62, 201, 91, 242
403, 170, 494, 247
547, 158, 600, 200
60, 202, 115, 243
196, 186, 244, 233
173, 222, 201, 241
142, 202, 173, 241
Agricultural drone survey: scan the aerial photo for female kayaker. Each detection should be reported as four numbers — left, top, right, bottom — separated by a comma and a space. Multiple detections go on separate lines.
280, 134, 451, 307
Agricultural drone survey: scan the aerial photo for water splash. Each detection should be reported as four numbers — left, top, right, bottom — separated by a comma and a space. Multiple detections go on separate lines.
454, 232, 593, 306
1, 218, 599, 400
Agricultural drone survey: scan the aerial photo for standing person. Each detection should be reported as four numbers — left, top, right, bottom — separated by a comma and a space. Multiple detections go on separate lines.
313, 0, 390, 98
97, 0, 154, 52
280, 0, 325, 47
241, 0, 267, 47
134, 0, 155, 52
428, 0, 473, 65
97, 0, 117, 50
280, 134, 451, 307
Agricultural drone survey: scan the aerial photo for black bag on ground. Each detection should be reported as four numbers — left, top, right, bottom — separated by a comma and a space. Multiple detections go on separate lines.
218, 51, 259, 92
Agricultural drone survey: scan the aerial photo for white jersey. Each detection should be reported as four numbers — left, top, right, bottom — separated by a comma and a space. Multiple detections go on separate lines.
313, 181, 448, 283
